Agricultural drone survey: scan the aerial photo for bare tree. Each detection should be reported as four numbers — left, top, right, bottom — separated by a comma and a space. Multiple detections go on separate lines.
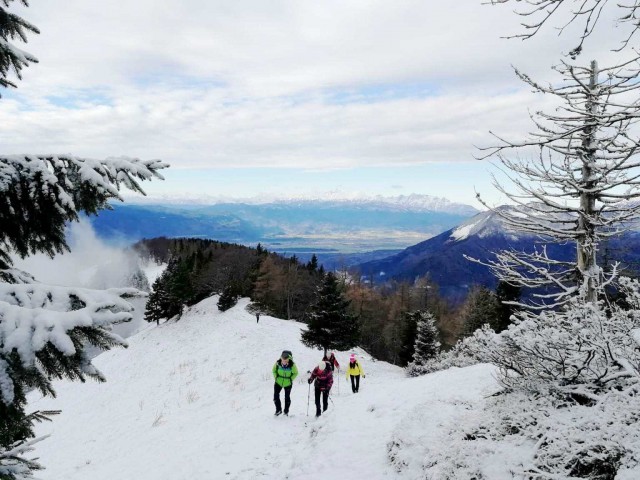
490, 0, 640, 57
475, 58, 640, 306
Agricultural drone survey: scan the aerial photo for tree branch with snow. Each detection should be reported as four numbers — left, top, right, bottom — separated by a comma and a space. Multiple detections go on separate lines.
0, 153, 167, 479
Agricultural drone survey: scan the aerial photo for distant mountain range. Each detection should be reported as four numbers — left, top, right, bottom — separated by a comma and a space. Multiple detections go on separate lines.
126, 193, 479, 216
92, 197, 640, 301
90, 194, 478, 254
355, 206, 640, 301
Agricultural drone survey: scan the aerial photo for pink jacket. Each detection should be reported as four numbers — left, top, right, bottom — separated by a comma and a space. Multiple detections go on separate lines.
309, 365, 334, 390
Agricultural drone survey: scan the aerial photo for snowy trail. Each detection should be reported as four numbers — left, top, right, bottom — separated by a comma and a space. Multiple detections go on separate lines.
28, 297, 498, 479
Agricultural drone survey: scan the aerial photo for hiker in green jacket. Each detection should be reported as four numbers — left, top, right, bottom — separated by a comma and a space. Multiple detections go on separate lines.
272, 350, 299, 416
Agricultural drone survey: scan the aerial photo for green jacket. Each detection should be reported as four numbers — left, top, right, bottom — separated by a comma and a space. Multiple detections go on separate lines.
272, 358, 298, 388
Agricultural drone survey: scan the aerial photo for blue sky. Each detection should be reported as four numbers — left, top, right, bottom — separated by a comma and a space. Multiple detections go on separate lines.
1, 0, 630, 207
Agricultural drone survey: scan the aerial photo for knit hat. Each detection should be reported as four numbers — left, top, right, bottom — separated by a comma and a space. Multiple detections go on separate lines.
349, 354, 356, 362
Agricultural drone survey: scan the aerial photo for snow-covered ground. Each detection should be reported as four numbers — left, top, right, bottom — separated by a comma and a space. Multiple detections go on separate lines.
28, 297, 499, 479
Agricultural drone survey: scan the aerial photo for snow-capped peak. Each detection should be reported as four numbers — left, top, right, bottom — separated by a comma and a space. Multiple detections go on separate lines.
448, 205, 525, 242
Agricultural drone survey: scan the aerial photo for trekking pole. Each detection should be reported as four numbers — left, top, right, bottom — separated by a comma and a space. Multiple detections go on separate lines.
306, 371, 311, 417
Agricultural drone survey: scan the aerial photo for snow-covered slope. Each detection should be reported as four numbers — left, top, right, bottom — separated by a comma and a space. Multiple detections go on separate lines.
448, 205, 525, 242
28, 297, 498, 480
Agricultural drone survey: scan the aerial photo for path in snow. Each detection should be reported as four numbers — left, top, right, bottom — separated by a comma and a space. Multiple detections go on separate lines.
28, 297, 498, 479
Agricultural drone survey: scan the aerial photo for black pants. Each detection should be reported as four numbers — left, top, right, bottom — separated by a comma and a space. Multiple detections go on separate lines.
350, 375, 360, 393
314, 387, 329, 415
274, 383, 291, 413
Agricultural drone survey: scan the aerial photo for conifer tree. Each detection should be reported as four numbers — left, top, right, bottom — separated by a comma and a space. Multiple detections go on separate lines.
301, 272, 359, 356
217, 283, 239, 312
143, 257, 187, 323
411, 311, 441, 365
245, 301, 267, 319
460, 286, 500, 336
0, 0, 39, 93
306, 254, 319, 272
144, 289, 165, 325
494, 281, 521, 333
144, 271, 172, 325
168, 255, 195, 313
405, 311, 441, 377
1, 3, 168, 475
127, 267, 150, 292
397, 310, 419, 367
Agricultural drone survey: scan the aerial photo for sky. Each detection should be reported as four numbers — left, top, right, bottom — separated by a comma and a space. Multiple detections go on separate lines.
1, 0, 633, 207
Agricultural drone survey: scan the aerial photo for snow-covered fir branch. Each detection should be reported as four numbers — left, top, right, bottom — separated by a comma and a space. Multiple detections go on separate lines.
0, 152, 167, 478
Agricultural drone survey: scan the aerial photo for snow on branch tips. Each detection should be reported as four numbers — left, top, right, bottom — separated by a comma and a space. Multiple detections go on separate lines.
0, 155, 168, 270
0, 283, 149, 404
0, 436, 48, 480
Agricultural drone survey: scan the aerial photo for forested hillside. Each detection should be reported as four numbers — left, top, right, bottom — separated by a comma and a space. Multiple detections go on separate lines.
135, 237, 516, 364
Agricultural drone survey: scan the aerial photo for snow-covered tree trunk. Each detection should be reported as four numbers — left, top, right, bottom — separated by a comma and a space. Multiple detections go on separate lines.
577, 60, 599, 303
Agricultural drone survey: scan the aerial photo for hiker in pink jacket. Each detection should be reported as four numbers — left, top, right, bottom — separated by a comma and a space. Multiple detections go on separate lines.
308, 360, 334, 417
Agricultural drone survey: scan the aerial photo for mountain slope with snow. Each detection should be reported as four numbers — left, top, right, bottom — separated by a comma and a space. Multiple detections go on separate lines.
357, 206, 640, 299
28, 297, 498, 480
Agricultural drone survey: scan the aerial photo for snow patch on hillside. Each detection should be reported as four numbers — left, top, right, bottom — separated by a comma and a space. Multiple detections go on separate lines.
450, 221, 478, 241
448, 206, 536, 242
28, 297, 499, 479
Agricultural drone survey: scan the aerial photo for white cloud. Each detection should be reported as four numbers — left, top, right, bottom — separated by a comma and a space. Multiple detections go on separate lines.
0, 86, 554, 168
10, 221, 139, 289
2, 0, 634, 170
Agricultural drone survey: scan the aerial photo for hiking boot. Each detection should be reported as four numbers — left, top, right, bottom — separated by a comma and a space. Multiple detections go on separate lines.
275, 410, 282, 416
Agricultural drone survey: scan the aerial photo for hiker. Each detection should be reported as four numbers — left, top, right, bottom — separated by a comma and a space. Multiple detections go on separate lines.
308, 360, 333, 417
256, 312, 260, 323
346, 354, 365, 393
272, 350, 298, 416
322, 351, 340, 372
